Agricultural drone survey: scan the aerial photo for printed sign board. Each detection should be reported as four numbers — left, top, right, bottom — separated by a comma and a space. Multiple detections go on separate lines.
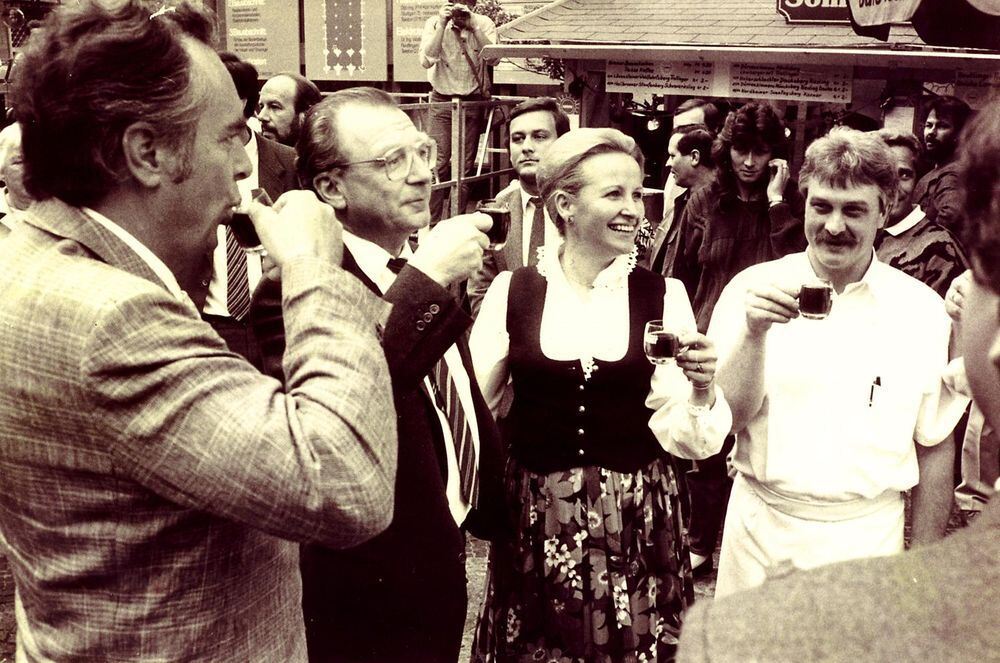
777, 0, 851, 23
846, 0, 921, 25
303, 0, 388, 81
606, 61, 716, 96
607, 61, 852, 104
393, 0, 440, 83
224, 0, 300, 78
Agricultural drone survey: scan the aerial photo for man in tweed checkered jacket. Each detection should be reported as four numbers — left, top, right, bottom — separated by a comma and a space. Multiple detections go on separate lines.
0, 2, 398, 661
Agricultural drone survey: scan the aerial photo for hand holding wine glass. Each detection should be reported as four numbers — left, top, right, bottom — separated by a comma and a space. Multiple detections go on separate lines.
228, 188, 274, 255
674, 331, 717, 393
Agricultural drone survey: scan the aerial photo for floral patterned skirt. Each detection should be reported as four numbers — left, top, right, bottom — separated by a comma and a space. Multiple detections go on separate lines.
472, 457, 693, 663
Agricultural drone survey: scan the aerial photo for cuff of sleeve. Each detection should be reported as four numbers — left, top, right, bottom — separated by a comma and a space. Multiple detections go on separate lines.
687, 401, 712, 417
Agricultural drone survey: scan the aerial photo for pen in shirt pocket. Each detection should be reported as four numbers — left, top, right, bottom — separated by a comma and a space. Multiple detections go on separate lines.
868, 376, 881, 407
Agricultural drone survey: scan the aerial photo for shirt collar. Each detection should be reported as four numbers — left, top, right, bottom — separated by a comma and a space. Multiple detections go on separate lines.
884, 206, 925, 236
81, 207, 185, 300
797, 248, 890, 300
342, 230, 415, 294
238, 128, 260, 199
517, 181, 542, 217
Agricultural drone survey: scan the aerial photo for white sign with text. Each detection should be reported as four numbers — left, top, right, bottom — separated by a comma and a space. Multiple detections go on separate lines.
606, 61, 852, 103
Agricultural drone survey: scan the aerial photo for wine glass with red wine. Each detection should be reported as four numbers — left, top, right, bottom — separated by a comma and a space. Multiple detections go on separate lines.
228, 188, 273, 255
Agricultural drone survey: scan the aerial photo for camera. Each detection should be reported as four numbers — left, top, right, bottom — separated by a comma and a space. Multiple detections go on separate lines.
449, 4, 471, 22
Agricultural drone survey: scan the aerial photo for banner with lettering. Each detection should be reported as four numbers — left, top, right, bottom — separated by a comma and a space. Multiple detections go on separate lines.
846, 0, 921, 26
224, 0, 300, 78
393, 0, 440, 82
606, 61, 852, 104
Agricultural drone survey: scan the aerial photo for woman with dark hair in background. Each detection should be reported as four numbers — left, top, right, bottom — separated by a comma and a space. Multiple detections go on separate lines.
470, 128, 731, 662
668, 101, 806, 580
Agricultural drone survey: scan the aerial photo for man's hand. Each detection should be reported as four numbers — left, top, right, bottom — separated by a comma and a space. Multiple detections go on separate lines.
945, 269, 971, 324
766, 158, 790, 203
253, 190, 344, 272
745, 283, 800, 337
409, 213, 490, 287
437, 3, 455, 26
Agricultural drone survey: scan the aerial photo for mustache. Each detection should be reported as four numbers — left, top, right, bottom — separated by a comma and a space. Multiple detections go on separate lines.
815, 229, 857, 245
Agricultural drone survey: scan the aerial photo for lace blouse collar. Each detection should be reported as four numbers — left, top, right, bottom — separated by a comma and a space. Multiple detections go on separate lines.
536, 244, 638, 291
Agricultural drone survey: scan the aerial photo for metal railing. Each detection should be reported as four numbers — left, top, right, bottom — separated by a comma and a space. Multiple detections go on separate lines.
396, 94, 529, 216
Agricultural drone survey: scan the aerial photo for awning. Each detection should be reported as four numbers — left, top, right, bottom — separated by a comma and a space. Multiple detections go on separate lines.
848, 0, 1000, 49
482, 42, 1000, 72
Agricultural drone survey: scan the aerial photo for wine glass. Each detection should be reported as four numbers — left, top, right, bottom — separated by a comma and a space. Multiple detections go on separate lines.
228, 188, 274, 255
643, 319, 681, 365
476, 199, 511, 250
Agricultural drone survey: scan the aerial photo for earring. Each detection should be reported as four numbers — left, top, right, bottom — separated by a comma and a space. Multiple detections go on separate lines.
566, 215, 574, 225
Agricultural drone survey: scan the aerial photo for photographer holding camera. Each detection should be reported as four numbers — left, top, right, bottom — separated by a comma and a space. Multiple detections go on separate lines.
419, 0, 498, 222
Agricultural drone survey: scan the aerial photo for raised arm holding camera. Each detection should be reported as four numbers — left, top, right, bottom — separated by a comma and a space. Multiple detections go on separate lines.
418, 0, 498, 221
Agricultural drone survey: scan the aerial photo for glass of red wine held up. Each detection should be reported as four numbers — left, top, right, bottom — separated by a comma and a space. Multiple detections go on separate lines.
227, 188, 274, 255
643, 319, 684, 365
476, 198, 511, 251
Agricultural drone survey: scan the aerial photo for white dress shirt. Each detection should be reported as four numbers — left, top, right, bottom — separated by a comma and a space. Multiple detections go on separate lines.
204, 129, 263, 317
342, 231, 481, 526
709, 251, 970, 502
470, 245, 731, 460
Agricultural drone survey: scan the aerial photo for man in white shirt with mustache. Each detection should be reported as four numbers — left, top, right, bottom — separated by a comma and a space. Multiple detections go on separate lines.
710, 127, 967, 598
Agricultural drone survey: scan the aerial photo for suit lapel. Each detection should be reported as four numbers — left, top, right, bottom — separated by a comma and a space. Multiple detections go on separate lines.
26, 199, 168, 291
341, 247, 381, 295
256, 136, 288, 200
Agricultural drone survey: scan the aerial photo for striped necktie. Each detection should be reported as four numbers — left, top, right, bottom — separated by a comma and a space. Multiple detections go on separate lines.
225, 227, 251, 321
432, 358, 479, 507
387, 256, 479, 506
526, 196, 545, 266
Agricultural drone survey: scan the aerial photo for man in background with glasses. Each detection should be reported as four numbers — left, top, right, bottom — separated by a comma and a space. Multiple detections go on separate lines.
252, 87, 507, 662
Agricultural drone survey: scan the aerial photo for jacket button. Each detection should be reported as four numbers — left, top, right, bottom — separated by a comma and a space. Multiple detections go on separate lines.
578, 384, 585, 392
578, 405, 586, 413
429, 304, 441, 314
416, 320, 426, 331
423, 312, 433, 322
577, 448, 585, 456
577, 428, 584, 436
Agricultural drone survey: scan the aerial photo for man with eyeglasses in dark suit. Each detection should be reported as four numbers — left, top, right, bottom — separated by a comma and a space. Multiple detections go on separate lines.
251, 87, 507, 662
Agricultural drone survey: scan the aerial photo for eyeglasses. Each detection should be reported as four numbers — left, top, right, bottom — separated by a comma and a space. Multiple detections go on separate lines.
330, 137, 437, 182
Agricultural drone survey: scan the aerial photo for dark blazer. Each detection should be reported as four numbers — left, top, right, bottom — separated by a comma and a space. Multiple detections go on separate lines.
188, 134, 297, 310
256, 132, 299, 196
250, 247, 506, 663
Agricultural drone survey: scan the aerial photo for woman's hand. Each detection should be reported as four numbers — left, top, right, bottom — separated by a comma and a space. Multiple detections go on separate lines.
676, 331, 717, 401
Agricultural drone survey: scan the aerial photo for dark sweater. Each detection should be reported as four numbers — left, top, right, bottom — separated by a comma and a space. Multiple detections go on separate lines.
670, 180, 806, 332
